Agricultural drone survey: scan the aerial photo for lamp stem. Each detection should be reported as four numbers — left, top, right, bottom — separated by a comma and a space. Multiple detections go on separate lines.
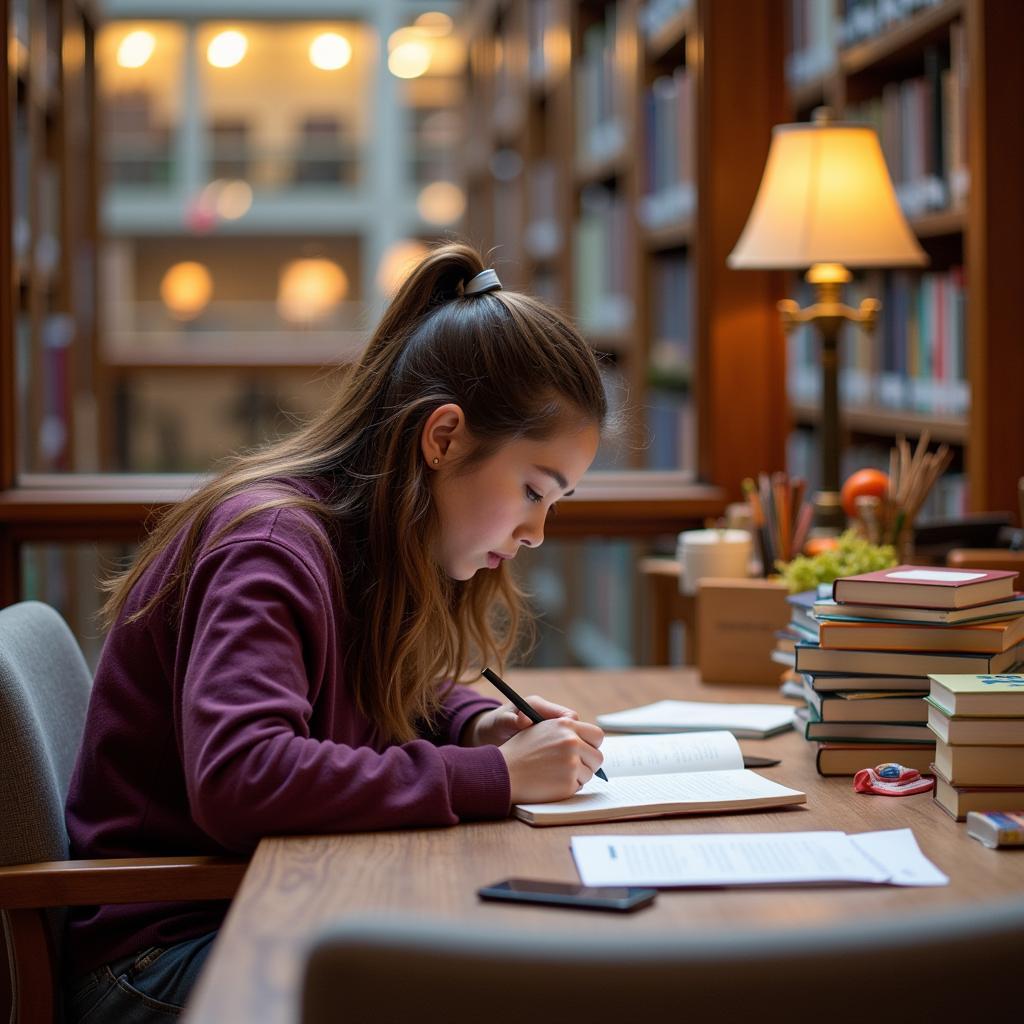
777, 263, 881, 534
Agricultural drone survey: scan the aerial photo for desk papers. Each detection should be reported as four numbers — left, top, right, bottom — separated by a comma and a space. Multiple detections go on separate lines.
597, 699, 797, 738
571, 828, 949, 888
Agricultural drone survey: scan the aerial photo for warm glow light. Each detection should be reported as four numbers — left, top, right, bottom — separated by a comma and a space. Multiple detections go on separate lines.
388, 40, 431, 79
309, 32, 352, 71
207, 30, 248, 69
278, 259, 349, 323
376, 239, 428, 296
117, 30, 156, 69
728, 117, 927, 269
216, 180, 253, 220
414, 11, 453, 36
417, 181, 466, 225
160, 262, 213, 321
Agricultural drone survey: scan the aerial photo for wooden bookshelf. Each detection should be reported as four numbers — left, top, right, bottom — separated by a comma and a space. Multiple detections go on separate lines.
4, 0, 101, 479
784, 0, 1024, 520
464, 0, 787, 486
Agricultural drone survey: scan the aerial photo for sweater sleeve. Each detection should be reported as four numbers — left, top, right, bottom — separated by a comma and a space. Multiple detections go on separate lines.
177, 535, 511, 853
419, 683, 502, 746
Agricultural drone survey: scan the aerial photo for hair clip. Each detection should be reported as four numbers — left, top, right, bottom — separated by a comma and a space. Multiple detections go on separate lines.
463, 269, 502, 296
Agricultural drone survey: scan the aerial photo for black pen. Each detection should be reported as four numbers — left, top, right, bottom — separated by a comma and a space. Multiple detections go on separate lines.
481, 667, 608, 782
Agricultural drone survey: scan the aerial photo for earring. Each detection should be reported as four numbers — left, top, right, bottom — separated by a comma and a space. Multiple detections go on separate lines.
432, 457, 439, 465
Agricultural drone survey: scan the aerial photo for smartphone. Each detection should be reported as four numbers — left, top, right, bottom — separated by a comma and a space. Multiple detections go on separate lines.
477, 878, 657, 913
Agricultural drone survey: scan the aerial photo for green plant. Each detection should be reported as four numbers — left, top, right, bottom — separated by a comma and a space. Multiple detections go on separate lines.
777, 529, 897, 594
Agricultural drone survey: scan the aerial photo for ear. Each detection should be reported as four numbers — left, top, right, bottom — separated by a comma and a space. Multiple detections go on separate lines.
420, 403, 468, 469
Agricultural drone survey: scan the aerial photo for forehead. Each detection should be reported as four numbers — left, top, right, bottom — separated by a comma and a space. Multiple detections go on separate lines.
494, 424, 600, 481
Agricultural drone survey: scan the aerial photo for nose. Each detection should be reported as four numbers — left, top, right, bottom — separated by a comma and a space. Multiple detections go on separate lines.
514, 508, 546, 550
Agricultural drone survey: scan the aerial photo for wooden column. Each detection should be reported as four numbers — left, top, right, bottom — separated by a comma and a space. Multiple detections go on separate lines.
966, 0, 1024, 519
694, 0, 788, 502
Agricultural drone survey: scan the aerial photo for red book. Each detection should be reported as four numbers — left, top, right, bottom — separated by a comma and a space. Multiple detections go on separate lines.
832, 565, 1019, 610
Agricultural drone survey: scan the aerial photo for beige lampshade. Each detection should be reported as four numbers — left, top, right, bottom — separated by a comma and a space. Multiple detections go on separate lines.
728, 119, 927, 270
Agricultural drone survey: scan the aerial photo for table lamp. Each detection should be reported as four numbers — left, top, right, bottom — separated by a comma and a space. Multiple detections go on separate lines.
728, 107, 927, 530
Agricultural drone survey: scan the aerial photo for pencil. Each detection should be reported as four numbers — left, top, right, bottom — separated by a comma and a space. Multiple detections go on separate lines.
481, 667, 608, 782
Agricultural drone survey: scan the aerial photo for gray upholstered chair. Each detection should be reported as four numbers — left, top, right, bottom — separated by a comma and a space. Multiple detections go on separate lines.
301, 899, 1024, 1024
0, 601, 246, 1024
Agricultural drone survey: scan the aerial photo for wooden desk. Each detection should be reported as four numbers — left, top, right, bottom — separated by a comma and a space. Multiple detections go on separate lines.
185, 668, 1024, 1024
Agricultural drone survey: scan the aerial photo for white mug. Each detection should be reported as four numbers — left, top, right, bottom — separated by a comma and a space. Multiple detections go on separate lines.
677, 528, 753, 595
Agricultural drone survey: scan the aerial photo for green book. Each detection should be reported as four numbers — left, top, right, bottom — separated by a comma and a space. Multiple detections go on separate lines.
928, 673, 1024, 717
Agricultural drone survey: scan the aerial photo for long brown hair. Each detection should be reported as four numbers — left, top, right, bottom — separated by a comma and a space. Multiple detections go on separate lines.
101, 242, 608, 742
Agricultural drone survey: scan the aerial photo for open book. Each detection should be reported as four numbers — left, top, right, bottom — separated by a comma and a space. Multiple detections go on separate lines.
514, 731, 805, 827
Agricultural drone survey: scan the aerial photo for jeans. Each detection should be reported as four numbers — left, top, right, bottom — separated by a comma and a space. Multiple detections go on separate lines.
63, 931, 218, 1023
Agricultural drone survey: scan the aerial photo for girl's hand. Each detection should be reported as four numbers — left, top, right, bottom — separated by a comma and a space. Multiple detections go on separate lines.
498, 717, 605, 804
463, 696, 578, 748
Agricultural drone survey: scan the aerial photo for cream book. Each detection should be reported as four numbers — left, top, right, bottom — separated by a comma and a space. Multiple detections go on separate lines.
513, 731, 806, 827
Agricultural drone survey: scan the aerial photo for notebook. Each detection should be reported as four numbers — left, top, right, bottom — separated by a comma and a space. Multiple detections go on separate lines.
596, 699, 796, 738
513, 731, 805, 826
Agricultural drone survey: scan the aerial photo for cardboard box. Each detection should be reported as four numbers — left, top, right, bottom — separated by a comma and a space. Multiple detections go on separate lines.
697, 577, 790, 685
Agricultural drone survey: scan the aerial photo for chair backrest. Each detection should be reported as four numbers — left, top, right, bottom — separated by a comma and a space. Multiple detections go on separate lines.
302, 898, 1024, 1024
0, 602, 92, 868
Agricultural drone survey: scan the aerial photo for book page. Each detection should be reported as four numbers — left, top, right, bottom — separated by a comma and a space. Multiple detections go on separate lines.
600, 731, 743, 778
515, 768, 802, 821
597, 700, 796, 736
571, 829, 946, 888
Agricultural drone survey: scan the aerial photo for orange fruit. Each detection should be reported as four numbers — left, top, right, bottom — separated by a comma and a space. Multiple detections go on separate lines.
840, 467, 890, 518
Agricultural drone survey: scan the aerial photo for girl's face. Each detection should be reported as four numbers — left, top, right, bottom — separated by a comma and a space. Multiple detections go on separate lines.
428, 418, 600, 581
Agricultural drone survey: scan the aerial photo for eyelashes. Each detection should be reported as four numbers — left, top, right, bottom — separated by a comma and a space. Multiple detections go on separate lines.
526, 485, 560, 515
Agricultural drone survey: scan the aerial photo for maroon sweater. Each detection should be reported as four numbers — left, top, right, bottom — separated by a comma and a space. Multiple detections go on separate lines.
64, 481, 509, 975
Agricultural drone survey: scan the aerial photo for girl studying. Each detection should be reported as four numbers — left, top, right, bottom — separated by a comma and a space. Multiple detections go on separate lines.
63, 243, 608, 1021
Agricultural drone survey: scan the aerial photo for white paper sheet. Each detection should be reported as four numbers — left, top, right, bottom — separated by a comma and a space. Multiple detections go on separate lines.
570, 828, 948, 888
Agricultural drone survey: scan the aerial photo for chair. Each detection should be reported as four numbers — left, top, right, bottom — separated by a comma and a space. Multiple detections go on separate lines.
0, 602, 246, 1024
301, 900, 1024, 1024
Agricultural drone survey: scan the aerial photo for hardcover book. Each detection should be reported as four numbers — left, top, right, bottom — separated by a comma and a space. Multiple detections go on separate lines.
926, 701, 1024, 745
816, 743, 936, 777
818, 614, 1024, 654
813, 593, 1024, 625
934, 740, 1024, 786
932, 767, 1024, 821
832, 566, 1018, 610
928, 673, 1024, 716
795, 641, 1024, 679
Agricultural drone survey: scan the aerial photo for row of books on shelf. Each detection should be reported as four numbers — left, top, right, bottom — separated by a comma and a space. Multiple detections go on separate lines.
788, 0, 949, 85
786, 0, 838, 86
838, 0, 949, 49
775, 563, 1024, 822
639, 66, 695, 229
788, 267, 968, 417
575, 4, 627, 166
574, 185, 635, 337
847, 23, 969, 215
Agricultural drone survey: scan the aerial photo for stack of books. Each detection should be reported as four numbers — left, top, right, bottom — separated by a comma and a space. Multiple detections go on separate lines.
791, 566, 1024, 777
927, 673, 1024, 820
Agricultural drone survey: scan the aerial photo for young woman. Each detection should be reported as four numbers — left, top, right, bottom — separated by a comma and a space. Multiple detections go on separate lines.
63, 242, 609, 1020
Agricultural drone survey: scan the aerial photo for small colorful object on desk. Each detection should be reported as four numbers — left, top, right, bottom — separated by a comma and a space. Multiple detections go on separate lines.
853, 763, 935, 797
966, 810, 1024, 849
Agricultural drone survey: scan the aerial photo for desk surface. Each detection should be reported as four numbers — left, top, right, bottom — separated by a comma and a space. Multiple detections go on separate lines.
185, 668, 1024, 1024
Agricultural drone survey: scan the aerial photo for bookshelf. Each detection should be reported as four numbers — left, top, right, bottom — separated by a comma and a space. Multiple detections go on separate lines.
784, 0, 1024, 521
464, 0, 787, 484
6, 0, 101, 479
463, 0, 786, 663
